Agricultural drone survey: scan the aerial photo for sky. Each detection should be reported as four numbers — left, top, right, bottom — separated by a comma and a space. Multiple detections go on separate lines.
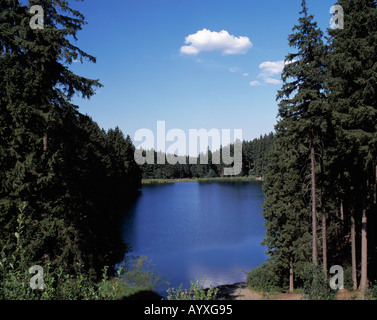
67, 0, 337, 146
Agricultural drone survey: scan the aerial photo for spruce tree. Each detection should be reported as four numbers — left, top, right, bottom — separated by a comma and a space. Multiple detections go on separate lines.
328, 0, 377, 296
260, 0, 377, 299
0, 0, 141, 278
262, 129, 311, 292
276, 0, 328, 268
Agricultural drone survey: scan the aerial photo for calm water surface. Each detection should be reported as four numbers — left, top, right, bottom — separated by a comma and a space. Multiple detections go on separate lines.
120, 181, 267, 293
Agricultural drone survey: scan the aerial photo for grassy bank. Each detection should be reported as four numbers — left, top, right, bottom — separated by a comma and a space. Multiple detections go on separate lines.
142, 176, 261, 185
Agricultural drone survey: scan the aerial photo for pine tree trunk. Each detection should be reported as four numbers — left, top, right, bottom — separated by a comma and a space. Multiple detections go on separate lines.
311, 135, 318, 265
43, 134, 48, 151
322, 205, 327, 278
340, 200, 344, 224
360, 196, 368, 298
320, 156, 327, 276
351, 206, 357, 291
375, 166, 377, 203
289, 256, 294, 294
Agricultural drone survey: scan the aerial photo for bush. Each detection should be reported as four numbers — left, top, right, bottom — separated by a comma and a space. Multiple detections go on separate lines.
166, 278, 219, 300
0, 244, 154, 300
246, 262, 280, 294
366, 282, 377, 300
1, 249, 106, 300
343, 264, 356, 291
1, 208, 125, 300
301, 263, 336, 300
121, 256, 166, 291
0, 210, 106, 300
1, 206, 167, 300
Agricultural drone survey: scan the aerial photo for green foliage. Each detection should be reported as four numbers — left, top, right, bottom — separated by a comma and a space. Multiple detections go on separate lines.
97, 264, 157, 300
300, 264, 336, 300
260, 0, 377, 297
246, 262, 280, 294
366, 283, 377, 300
0, 0, 142, 281
1, 209, 102, 300
139, 134, 274, 180
261, 0, 330, 294
166, 277, 219, 301
142, 176, 258, 185
327, 0, 377, 291
342, 264, 355, 291
121, 256, 165, 291
0, 215, 156, 300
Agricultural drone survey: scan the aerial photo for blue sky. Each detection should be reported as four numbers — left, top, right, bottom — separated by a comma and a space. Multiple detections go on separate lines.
68, 0, 336, 143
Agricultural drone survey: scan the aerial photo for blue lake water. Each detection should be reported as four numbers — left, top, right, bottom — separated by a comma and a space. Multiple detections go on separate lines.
120, 181, 267, 294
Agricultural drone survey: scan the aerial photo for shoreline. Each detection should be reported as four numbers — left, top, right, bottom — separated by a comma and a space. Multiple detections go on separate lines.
214, 282, 249, 300
142, 177, 262, 185
214, 282, 303, 300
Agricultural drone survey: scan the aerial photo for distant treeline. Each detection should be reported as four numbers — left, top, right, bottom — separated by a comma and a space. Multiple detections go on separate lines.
139, 133, 274, 180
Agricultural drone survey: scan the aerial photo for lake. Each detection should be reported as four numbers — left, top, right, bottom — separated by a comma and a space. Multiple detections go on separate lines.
120, 181, 267, 294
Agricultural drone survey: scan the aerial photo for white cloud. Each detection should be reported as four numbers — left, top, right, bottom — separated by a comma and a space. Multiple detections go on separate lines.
259, 61, 286, 76
180, 29, 252, 56
255, 60, 296, 85
242, 73, 249, 77
181, 45, 199, 55
250, 80, 261, 87
263, 77, 281, 85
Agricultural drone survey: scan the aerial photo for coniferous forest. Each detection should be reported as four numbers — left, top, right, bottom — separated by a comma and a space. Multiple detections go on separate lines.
0, 0, 142, 298
260, 0, 377, 299
2, 0, 377, 302
139, 133, 274, 180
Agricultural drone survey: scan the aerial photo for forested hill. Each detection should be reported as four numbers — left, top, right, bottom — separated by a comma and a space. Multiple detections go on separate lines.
139, 133, 274, 180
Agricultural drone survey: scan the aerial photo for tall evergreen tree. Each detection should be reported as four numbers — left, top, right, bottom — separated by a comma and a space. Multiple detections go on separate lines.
1, 0, 141, 278
262, 128, 311, 292
328, 0, 377, 296
257, 0, 377, 300
276, 0, 328, 268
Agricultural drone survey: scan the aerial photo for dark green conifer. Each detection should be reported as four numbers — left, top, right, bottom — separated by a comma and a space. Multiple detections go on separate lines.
328, 0, 377, 296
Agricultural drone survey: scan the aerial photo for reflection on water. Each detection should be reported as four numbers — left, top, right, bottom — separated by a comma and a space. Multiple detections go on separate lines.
120, 181, 267, 294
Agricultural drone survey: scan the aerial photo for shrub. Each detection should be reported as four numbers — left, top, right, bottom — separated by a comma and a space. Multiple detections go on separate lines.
366, 282, 377, 300
166, 278, 218, 300
121, 256, 165, 291
246, 262, 280, 294
342, 264, 355, 291
0, 206, 165, 300
1, 208, 116, 300
0, 211, 102, 300
301, 263, 336, 300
